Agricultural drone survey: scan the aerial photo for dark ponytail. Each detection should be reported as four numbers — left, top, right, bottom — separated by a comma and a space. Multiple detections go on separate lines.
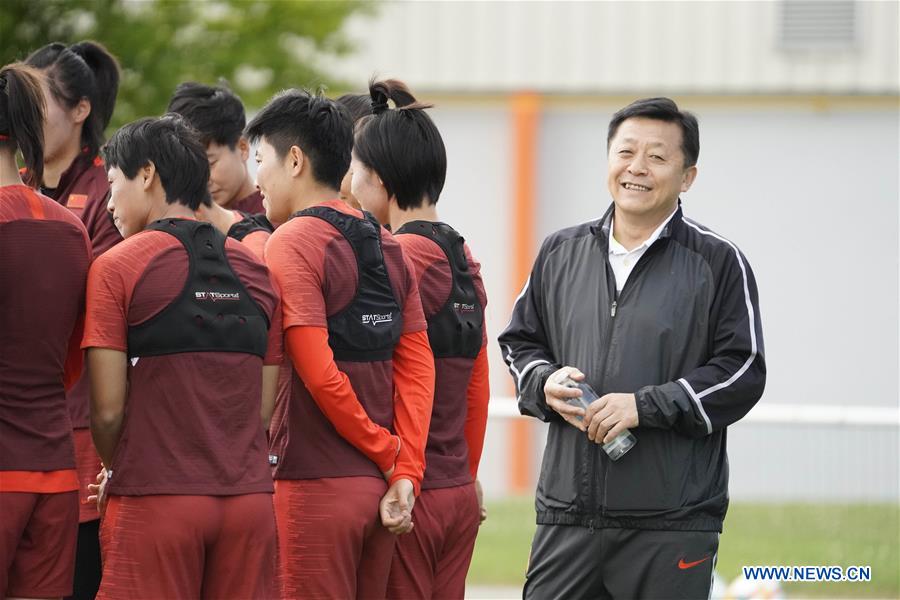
354, 79, 446, 210
0, 63, 46, 188
26, 40, 120, 157
368, 79, 420, 114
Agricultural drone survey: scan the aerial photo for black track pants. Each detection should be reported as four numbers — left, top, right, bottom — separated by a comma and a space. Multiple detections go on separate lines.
523, 524, 718, 600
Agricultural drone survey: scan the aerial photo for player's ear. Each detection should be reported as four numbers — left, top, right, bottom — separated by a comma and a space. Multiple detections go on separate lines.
288, 146, 304, 178
238, 137, 250, 162
141, 162, 156, 191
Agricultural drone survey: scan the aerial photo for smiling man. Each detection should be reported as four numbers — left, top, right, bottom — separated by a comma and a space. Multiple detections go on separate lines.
499, 97, 766, 599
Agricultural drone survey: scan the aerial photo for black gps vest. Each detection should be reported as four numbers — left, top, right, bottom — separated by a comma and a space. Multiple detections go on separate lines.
292, 206, 403, 362
395, 221, 483, 359
227, 212, 274, 242
126, 219, 269, 359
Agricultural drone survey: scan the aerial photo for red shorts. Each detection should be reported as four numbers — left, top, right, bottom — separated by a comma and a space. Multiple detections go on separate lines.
73, 428, 103, 523
1, 490, 78, 598
274, 477, 395, 600
98, 494, 276, 599
387, 483, 480, 600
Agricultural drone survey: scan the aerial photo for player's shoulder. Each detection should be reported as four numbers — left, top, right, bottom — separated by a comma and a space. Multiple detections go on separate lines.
96, 229, 178, 269
1, 185, 86, 232
271, 211, 339, 245
394, 227, 443, 259
225, 235, 266, 267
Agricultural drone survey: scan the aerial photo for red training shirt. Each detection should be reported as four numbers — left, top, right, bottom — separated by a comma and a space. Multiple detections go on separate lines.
81, 222, 282, 496
0, 185, 90, 493
265, 199, 435, 495
395, 230, 490, 487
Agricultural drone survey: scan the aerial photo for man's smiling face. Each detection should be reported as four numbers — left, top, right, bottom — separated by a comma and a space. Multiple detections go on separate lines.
607, 117, 696, 222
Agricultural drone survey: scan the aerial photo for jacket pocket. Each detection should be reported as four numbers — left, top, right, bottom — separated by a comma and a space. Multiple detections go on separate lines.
535, 423, 583, 510
604, 428, 692, 511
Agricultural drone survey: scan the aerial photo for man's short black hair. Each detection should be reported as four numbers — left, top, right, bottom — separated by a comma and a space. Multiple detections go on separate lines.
166, 81, 246, 149
102, 114, 211, 210
607, 97, 700, 168
245, 89, 351, 191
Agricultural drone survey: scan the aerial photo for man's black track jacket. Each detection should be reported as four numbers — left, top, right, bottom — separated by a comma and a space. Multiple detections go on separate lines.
498, 202, 765, 531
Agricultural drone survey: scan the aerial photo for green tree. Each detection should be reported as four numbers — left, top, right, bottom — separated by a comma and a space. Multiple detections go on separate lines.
1, 0, 372, 128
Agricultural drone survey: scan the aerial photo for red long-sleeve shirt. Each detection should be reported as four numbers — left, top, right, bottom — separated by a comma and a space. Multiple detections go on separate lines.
265, 200, 434, 494
395, 230, 490, 487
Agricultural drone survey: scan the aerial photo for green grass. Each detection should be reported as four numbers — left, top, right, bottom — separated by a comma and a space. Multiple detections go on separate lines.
469, 498, 900, 598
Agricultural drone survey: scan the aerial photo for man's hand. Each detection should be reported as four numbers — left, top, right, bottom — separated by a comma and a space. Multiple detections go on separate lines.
380, 478, 415, 535
474, 479, 487, 524
86, 467, 109, 517
584, 393, 639, 444
544, 366, 588, 431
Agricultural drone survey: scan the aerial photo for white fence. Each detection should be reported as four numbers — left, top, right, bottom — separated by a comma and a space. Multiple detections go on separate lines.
479, 399, 900, 502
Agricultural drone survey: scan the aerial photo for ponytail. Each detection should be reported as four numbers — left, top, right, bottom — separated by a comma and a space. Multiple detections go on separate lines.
368, 79, 423, 114
0, 63, 46, 188
26, 40, 120, 156
70, 41, 120, 135
355, 78, 446, 210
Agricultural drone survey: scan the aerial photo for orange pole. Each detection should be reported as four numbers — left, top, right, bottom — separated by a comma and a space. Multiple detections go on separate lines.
509, 92, 540, 495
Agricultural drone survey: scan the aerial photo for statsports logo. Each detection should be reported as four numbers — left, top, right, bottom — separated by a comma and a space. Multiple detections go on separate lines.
195, 291, 241, 302
454, 302, 476, 313
361, 313, 393, 326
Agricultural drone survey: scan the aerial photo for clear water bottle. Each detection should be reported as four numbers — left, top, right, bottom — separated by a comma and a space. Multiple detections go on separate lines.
561, 376, 637, 461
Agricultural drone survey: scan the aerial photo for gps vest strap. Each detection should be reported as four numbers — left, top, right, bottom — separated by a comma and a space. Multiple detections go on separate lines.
126, 219, 269, 359
292, 206, 403, 362
227, 212, 274, 241
395, 221, 483, 359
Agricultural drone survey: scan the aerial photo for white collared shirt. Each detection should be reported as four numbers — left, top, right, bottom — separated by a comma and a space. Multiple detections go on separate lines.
608, 208, 677, 292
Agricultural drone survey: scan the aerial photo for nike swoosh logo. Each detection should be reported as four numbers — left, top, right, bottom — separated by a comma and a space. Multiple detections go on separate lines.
678, 556, 711, 570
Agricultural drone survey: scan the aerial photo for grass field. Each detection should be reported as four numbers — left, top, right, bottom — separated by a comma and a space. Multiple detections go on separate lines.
468, 498, 900, 598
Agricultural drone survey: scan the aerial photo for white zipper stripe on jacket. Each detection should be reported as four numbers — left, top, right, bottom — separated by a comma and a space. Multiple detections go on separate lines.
503, 343, 549, 387
504, 274, 531, 331
502, 273, 552, 386
677, 378, 713, 435
678, 218, 759, 434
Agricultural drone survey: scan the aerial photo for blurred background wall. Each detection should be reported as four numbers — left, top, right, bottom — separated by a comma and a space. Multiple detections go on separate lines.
323, 0, 900, 503
2, 0, 897, 502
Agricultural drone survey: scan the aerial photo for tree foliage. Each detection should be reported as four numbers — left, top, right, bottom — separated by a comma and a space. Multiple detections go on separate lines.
0, 0, 371, 128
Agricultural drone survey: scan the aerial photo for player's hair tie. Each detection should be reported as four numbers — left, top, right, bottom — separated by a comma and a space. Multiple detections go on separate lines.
371, 98, 389, 115
0, 135, 9, 141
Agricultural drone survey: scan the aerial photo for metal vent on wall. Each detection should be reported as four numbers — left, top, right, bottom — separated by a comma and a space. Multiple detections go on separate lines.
780, 0, 857, 50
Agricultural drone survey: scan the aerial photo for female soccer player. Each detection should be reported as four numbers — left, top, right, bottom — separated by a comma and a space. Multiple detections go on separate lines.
249, 89, 435, 599
0, 61, 92, 600
83, 115, 280, 598
351, 79, 490, 600
26, 40, 121, 597
336, 92, 372, 210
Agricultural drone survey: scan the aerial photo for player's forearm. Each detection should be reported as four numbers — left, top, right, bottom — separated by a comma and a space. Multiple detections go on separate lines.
87, 347, 128, 465
464, 345, 491, 478
285, 326, 398, 470
390, 330, 435, 495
